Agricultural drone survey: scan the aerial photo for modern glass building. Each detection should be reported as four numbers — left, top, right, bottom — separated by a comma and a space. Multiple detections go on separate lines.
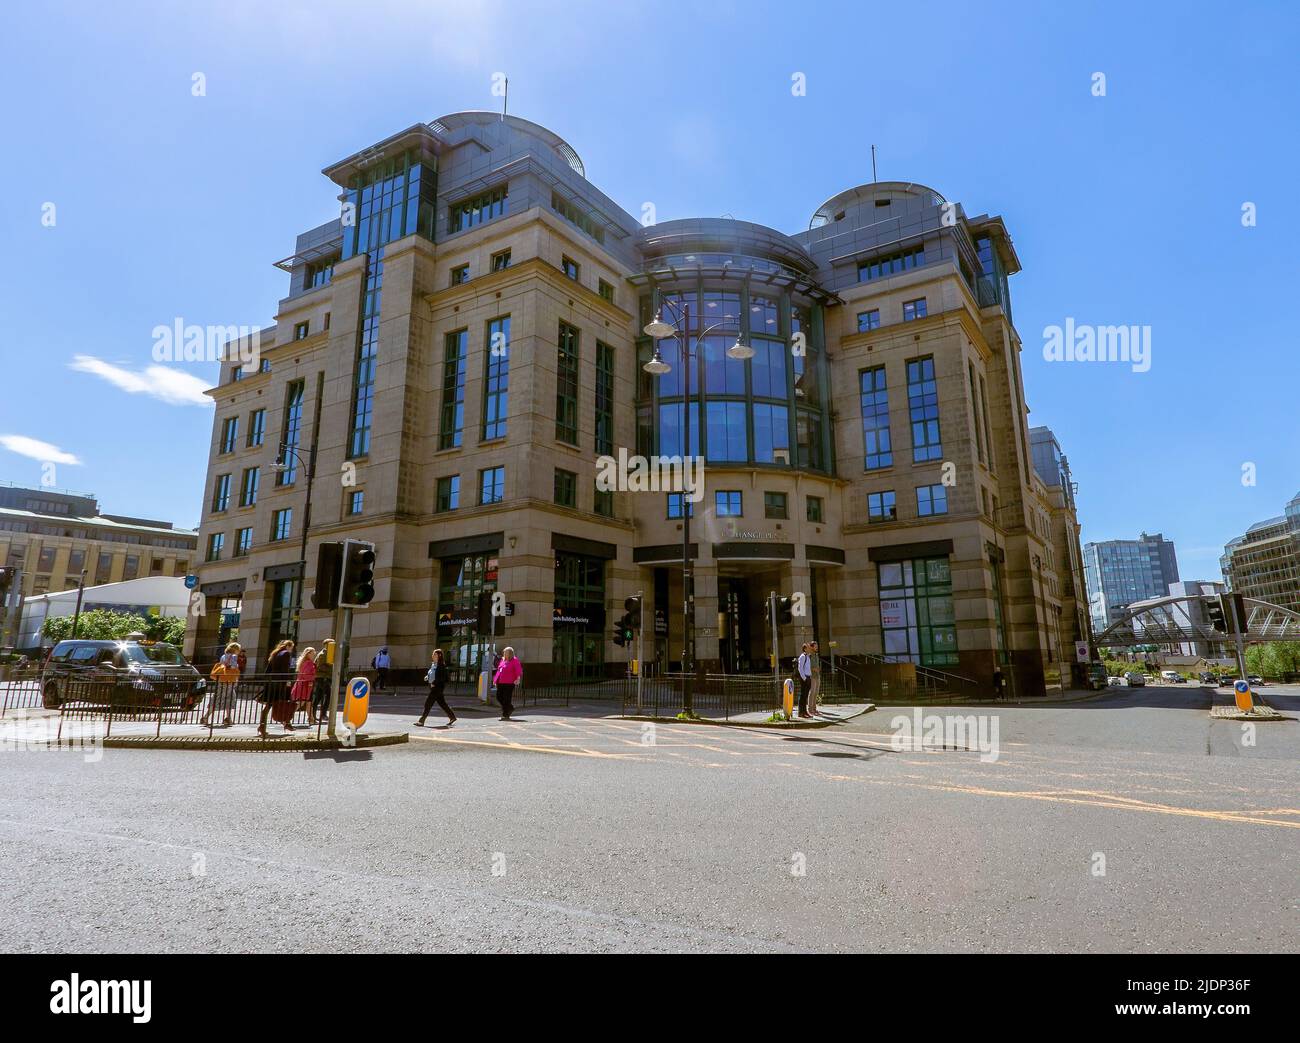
189, 111, 1086, 695
1083, 532, 1180, 633
1221, 492, 1300, 616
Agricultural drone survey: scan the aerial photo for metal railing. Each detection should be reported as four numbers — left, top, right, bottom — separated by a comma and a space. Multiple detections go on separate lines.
620, 672, 787, 720
8, 671, 337, 740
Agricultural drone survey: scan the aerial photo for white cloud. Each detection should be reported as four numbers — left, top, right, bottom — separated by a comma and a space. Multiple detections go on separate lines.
69, 354, 212, 407
0, 435, 82, 466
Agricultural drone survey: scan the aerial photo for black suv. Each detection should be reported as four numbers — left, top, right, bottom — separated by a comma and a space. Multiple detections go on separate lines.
41, 640, 206, 711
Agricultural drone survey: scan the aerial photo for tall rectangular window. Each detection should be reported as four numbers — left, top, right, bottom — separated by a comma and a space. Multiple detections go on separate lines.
916, 484, 948, 516
247, 409, 266, 448
278, 379, 305, 485
595, 341, 614, 455
860, 366, 892, 470
219, 417, 238, 454
235, 527, 253, 557
879, 556, 957, 666
868, 490, 896, 523
968, 363, 985, 465
271, 508, 292, 542
594, 485, 613, 517
206, 533, 224, 562
554, 468, 577, 508
907, 357, 942, 462
436, 475, 460, 512
348, 251, 382, 458
239, 467, 260, 507
440, 329, 467, 450
479, 466, 504, 505
556, 321, 579, 444
807, 495, 824, 522
483, 316, 510, 440
211, 474, 231, 513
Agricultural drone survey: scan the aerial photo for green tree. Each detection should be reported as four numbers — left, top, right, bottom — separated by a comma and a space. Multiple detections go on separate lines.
1245, 642, 1300, 679
41, 609, 152, 644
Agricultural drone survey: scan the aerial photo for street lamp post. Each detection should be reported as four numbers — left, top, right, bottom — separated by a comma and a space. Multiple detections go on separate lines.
275, 440, 318, 647
69, 570, 87, 639
642, 296, 751, 714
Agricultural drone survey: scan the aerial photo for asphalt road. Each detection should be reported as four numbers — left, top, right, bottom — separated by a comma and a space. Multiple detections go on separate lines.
0, 684, 1295, 953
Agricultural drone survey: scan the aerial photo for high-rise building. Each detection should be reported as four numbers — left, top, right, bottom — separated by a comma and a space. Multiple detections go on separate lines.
189, 111, 1084, 694
0, 483, 197, 649
1221, 492, 1300, 614
1083, 532, 1180, 634
1029, 427, 1091, 658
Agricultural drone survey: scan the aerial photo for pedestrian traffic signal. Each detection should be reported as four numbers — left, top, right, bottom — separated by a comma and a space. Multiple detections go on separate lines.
624, 595, 641, 630
311, 542, 343, 610
776, 596, 794, 626
339, 539, 376, 607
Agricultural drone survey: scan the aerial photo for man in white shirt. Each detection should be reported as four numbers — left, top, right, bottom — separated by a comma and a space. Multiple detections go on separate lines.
372, 647, 392, 692
796, 643, 812, 718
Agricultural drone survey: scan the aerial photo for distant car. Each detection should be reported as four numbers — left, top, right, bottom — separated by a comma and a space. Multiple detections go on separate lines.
41, 639, 205, 711
1218, 676, 1237, 687
1107, 675, 1125, 686
1123, 671, 1146, 687
1247, 675, 1267, 686
1160, 670, 1186, 684
1198, 672, 1217, 683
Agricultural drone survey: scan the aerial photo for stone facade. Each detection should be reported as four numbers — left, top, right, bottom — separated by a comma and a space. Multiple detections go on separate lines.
188, 111, 1087, 695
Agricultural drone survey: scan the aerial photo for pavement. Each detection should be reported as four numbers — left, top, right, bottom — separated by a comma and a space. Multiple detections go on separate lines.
0, 681, 1296, 953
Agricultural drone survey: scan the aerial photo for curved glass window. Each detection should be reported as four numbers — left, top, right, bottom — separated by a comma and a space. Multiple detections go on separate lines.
640, 279, 831, 474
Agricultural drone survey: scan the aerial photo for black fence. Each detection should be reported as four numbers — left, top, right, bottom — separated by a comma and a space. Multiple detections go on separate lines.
2, 670, 339, 739
619, 672, 788, 720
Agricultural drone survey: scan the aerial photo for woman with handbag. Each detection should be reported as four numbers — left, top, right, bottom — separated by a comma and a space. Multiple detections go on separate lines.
257, 639, 295, 737
492, 646, 522, 721
201, 642, 241, 728
415, 648, 455, 726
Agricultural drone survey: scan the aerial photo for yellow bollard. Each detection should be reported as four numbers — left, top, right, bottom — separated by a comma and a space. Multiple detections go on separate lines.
783, 678, 795, 719
1234, 679, 1254, 713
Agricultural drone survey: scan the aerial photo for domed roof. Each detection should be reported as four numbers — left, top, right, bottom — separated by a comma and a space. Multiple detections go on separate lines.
809, 180, 946, 229
429, 111, 585, 178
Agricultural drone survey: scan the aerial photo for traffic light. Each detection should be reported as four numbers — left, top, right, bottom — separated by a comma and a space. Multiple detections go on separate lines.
1205, 597, 1227, 632
1223, 592, 1247, 635
613, 596, 639, 648
339, 539, 376, 607
776, 595, 794, 626
624, 595, 641, 630
311, 542, 343, 610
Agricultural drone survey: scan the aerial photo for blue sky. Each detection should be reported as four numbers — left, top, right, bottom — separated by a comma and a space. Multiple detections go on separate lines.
1, 0, 1296, 581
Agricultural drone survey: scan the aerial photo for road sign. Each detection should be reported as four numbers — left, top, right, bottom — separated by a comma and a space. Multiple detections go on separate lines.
184, 574, 198, 590
1075, 640, 1090, 663
1233, 679, 1254, 713
344, 676, 370, 730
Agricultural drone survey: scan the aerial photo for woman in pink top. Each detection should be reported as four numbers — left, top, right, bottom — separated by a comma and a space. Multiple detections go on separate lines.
492, 646, 522, 720
287, 648, 318, 732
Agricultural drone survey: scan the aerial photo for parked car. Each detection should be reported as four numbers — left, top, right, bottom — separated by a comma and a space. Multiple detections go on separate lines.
1123, 671, 1146, 687
1160, 670, 1186, 684
41, 639, 205, 710
1106, 675, 1125, 686
1247, 675, 1267, 687
1217, 676, 1238, 687
1198, 672, 1217, 683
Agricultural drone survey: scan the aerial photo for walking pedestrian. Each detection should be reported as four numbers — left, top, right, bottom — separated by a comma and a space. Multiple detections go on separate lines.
416, 648, 456, 726
992, 666, 1005, 701
492, 646, 522, 720
201, 641, 241, 729
796, 643, 812, 718
372, 647, 391, 692
809, 640, 822, 715
311, 643, 333, 725
258, 639, 295, 736
285, 648, 318, 732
